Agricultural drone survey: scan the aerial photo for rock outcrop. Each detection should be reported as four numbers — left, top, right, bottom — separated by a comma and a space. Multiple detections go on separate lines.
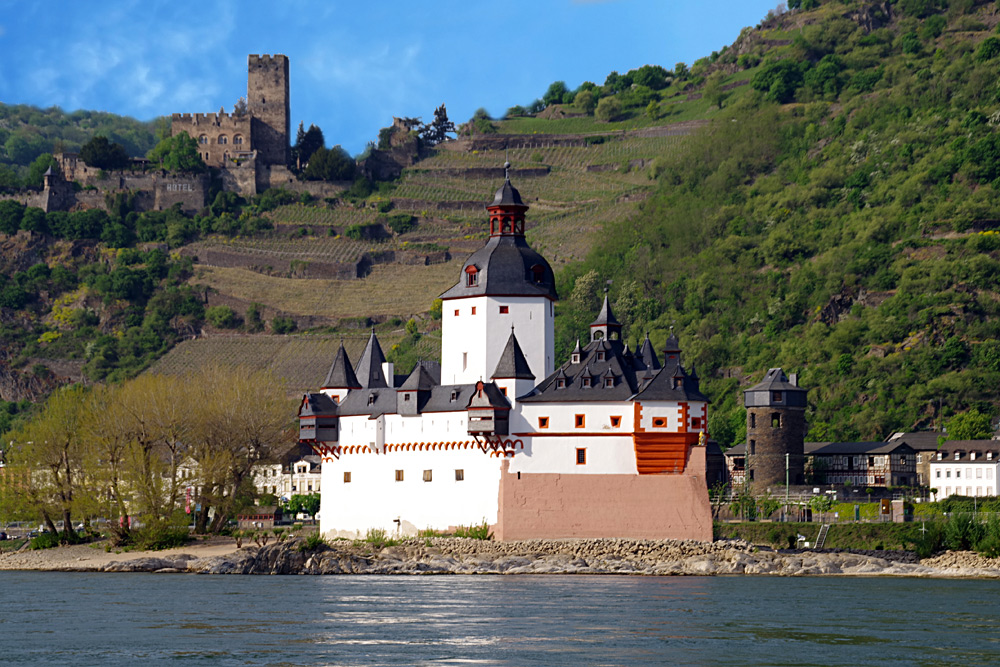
98, 537, 1000, 578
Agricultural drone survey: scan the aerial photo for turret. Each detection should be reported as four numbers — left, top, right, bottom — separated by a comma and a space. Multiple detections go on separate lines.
744, 368, 807, 488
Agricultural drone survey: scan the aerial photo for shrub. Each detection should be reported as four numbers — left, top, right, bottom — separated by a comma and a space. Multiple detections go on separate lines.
133, 521, 190, 550
454, 521, 493, 540
297, 533, 328, 552
271, 316, 297, 334
976, 37, 1000, 62
595, 97, 624, 122
29, 531, 62, 550
385, 214, 416, 234
205, 305, 238, 329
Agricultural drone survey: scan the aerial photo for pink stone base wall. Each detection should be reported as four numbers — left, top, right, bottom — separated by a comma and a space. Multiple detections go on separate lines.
495, 447, 713, 542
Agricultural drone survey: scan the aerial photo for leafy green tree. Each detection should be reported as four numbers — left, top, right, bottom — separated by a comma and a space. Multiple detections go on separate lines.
673, 62, 689, 80
630, 64, 670, 90
900, 31, 922, 55
543, 81, 569, 107
703, 71, 730, 109
294, 123, 325, 167
944, 410, 994, 441
303, 146, 356, 181
146, 132, 205, 172
595, 96, 624, 122
271, 315, 296, 334
976, 37, 1000, 62
575, 89, 597, 115
80, 136, 130, 170
287, 493, 321, 517
751, 59, 804, 103
205, 305, 238, 329
245, 302, 264, 332
25, 153, 59, 188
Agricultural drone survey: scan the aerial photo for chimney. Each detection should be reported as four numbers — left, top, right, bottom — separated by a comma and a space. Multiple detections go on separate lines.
789, 373, 798, 387
381, 362, 394, 388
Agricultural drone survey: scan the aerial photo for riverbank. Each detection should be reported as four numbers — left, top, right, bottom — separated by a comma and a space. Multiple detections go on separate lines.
3, 536, 1000, 577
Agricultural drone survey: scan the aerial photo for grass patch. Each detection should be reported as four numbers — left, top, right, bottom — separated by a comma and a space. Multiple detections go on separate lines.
453, 521, 493, 540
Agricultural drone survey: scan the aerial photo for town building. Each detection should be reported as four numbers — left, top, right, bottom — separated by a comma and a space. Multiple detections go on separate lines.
928, 441, 1000, 500
298, 170, 714, 541
725, 440, 917, 488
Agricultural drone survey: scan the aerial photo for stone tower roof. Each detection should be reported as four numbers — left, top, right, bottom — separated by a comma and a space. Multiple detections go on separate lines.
354, 330, 388, 388
492, 330, 535, 380
322, 342, 361, 389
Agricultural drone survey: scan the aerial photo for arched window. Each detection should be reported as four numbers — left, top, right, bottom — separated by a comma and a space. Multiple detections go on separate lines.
531, 264, 545, 284
465, 265, 479, 287
198, 135, 208, 144
218, 135, 228, 145
233, 134, 244, 145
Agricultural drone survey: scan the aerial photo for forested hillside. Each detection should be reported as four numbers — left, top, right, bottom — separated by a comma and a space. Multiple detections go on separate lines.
2, 0, 1000, 451
566, 0, 1000, 446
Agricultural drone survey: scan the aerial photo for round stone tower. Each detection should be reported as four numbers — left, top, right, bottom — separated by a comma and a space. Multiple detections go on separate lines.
744, 368, 807, 488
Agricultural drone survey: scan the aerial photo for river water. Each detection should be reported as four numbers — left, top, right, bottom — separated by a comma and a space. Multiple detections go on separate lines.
1, 572, 998, 666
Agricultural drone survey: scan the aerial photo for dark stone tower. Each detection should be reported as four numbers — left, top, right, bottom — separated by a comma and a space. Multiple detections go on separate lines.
248, 54, 290, 166
744, 368, 807, 488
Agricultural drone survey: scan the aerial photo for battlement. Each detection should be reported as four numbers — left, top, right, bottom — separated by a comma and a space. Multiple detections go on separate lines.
171, 112, 251, 129
248, 54, 288, 68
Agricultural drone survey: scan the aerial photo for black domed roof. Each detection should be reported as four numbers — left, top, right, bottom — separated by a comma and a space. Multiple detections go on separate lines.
491, 177, 525, 207
439, 234, 557, 300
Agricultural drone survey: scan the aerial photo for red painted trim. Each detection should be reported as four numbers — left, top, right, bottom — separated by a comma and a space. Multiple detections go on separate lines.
440, 293, 556, 302
512, 432, 631, 437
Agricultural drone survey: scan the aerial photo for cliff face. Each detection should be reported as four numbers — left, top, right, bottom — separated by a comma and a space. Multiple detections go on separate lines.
0, 363, 59, 403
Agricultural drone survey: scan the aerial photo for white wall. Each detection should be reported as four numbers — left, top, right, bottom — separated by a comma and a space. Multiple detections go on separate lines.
319, 447, 502, 537
930, 462, 1000, 500
441, 295, 553, 385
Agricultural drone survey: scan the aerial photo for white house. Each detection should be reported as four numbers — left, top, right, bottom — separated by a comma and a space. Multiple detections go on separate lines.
298, 170, 714, 541
929, 441, 1000, 500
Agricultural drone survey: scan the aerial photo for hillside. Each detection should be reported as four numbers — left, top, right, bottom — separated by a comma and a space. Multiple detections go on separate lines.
3, 0, 1000, 451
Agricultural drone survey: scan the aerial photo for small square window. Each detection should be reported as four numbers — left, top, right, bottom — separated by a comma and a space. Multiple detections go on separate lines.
455, 469, 464, 481
344, 472, 351, 483
610, 416, 621, 427
395, 470, 404, 482
471, 306, 477, 315
576, 448, 587, 465
773, 391, 783, 402
575, 414, 585, 428
454, 309, 460, 316
500, 387, 507, 396
692, 417, 701, 429
499, 306, 509, 314
423, 470, 432, 482
652, 417, 667, 428
556, 379, 566, 389
538, 416, 549, 428
404, 393, 411, 401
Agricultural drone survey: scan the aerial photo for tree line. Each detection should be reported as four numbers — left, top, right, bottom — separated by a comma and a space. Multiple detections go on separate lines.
0, 366, 294, 545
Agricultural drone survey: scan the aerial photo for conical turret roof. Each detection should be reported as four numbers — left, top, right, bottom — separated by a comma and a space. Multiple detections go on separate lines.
354, 330, 388, 388
322, 342, 361, 389
492, 329, 535, 379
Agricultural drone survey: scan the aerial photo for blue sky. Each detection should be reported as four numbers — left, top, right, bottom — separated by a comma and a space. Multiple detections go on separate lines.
1, 0, 780, 154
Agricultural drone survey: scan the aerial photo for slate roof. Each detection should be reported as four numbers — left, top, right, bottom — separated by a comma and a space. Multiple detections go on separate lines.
354, 330, 389, 388
399, 360, 440, 391
804, 441, 914, 456
639, 334, 660, 370
492, 330, 534, 379
299, 392, 339, 417
746, 367, 802, 393
440, 175, 556, 301
490, 175, 525, 207
887, 431, 944, 451
590, 295, 620, 328
322, 343, 361, 389
633, 356, 709, 403
439, 233, 557, 301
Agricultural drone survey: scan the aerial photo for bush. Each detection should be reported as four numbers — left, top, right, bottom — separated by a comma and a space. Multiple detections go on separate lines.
29, 531, 62, 550
271, 315, 297, 334
297, 533, 328, 552
133, 521, 190, 551
385, 214, 416, 234
205, 305, 238, 329
595, 97, 624, 122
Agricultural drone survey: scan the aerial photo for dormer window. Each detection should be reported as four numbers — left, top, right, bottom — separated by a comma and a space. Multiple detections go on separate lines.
368, 393, 376, 406
604, 377, 614, 388
531, 264, 545, 283
450, 390, 458, 402
596, 351, 605, 362
465, 265, 479, 287
571, 353, 580, 364
990, 452, 994, 461
673, 377, 681, 389
955, 452, 961, 460
556, 378, 566, 389
582, 376, 592, 388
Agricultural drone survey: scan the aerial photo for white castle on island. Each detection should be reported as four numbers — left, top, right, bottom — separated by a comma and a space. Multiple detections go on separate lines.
298, 168, 714, 541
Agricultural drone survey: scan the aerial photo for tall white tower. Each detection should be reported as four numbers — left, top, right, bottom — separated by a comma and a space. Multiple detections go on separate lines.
439, 167, 557, 386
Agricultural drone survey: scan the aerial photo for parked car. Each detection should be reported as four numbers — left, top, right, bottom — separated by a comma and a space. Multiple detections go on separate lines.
0, 531, 7, 541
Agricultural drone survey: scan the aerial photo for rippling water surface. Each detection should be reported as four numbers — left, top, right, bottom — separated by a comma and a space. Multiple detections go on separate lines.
1, 572, 999, 666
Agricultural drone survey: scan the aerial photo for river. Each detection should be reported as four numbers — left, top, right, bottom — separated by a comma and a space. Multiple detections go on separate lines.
1, 572, 998, 665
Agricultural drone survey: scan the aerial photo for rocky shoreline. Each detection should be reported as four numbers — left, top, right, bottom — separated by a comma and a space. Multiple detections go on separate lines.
72, 537, 1000, 578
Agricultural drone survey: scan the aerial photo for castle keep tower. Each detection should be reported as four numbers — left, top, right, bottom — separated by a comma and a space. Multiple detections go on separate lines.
744, 368, 807, 488
248, 54, 290, 166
